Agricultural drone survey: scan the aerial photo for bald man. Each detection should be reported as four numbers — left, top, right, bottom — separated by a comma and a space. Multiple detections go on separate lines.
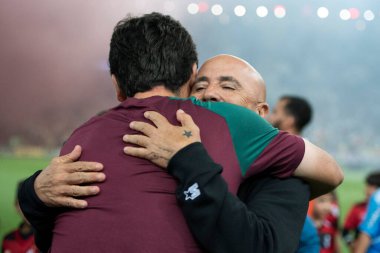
122, 54, 342, 252
192, 54, 268, 115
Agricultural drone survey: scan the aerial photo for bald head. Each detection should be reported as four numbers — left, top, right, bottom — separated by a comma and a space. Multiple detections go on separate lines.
191, 54, 269, 116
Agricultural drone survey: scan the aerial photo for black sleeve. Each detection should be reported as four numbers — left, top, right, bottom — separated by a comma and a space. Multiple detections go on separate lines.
168, 142, 310, 253
18, 170, 60, 253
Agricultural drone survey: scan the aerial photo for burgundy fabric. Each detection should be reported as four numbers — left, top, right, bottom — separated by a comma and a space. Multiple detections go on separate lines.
52, 97, 241, 253
245, 131, 305, 179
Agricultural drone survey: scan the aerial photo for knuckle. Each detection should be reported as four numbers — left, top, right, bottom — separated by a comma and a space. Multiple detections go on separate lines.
59, 187, 67, 196
65, 200, 72, 208
72, 187, 80, 197
147, 152, 159, 161
77, 173, 85, 184
51, 156, 60, 164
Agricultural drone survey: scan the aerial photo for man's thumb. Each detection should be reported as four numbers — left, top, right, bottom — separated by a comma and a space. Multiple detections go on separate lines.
54, 145, 82, 164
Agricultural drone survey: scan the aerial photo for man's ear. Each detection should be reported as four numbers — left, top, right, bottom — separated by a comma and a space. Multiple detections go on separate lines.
257, 103, 269, 118
112, 75, 126, 102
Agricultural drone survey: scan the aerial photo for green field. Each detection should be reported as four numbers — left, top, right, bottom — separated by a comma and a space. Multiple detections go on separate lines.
0, 156, 368, 252
0, 156, 50, 242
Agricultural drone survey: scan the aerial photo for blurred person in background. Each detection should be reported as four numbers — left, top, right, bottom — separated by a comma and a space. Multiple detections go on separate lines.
353, 172, 380, 253
269, 95, 312, 136
309, 192, 340, 253
269, 95, 321, 253
270, 96, 342, 253
343, 171, 380, 252
1, 181, 38, 253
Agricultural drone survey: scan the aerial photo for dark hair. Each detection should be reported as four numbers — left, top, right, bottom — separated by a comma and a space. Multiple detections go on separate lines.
366, 171, 380, 188
109, 12, 198, 97
280, 95, 313, 132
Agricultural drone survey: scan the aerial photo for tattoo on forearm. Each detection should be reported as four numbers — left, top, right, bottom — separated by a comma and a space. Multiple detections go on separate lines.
183, 130, 192, 138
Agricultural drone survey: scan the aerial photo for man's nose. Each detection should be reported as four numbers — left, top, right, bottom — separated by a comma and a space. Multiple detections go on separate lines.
202, 87, 222, 102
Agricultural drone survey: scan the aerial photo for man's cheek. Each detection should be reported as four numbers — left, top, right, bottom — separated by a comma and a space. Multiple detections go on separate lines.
190, 93, 203, 100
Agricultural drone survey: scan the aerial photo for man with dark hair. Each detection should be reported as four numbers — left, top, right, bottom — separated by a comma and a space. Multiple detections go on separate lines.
18, 13, 342, 253
270, 95, 313, 135
108, 13, 198, 98
270, 96, 320, 253
343, 171, 380, 251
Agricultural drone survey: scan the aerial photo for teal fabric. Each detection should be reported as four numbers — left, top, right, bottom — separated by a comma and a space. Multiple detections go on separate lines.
187, 97, 279, 176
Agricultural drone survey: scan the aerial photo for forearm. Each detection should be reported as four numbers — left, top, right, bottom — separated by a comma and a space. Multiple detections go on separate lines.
354, 233, 371, 253
169, 143, 310, 253
18, 171, 59, 252
294, 139, 344, 199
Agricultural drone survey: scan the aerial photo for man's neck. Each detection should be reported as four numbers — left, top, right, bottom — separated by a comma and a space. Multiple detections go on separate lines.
286, 127, 301, 136
133, 86, 177, 99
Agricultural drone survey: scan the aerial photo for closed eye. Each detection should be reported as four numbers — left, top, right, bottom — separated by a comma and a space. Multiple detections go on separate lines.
221, 83, 237, 90
191, 82, 207, 93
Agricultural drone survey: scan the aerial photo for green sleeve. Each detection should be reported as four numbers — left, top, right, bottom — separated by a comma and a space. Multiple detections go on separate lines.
190, 98, 279, 176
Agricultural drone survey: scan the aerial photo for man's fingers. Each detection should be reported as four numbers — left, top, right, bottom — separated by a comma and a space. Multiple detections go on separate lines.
129, 121, 156, 137
63, 161, 104, 173
123, 134, 150, 147
124, 146, 158, 160
52, 145, 82, 164
176, 109, 198, 130
57, 197, 88, 209
66, 185, 100, 197
144, 111, 170, 128
65, 172, 106, 185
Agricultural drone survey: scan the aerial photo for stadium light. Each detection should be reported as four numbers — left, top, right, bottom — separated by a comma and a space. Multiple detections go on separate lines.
349, 8, 360, 20
363, 10, 375, 21
187, 3, 199, 15
198, 2, 209, 13
339, 9, 351, 21
274, 5, 286, 19
256, 6, 268, 18
317, 7, 329, 19
234, 5, 246, 17
211, 4, 223, 16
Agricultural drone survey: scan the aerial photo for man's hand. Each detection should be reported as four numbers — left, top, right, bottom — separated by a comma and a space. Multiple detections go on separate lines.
123, 109, 201, 168
34, 145, 105, 208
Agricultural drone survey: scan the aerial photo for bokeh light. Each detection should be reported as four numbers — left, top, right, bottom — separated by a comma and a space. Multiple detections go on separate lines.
234, 5, 246, 17
198, 2, 209, 13
187, 3, 199, 15
256, 6, 268, 18
317, 7, 329, 19
339, 9, 351, 21
349, 8, 360, 20
363, 10, 375, 21
274, 5, 286, 19
211, 4, 223, 16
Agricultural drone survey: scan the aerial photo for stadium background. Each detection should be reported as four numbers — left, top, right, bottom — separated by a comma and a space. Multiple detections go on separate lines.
1, 1, 380, 252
